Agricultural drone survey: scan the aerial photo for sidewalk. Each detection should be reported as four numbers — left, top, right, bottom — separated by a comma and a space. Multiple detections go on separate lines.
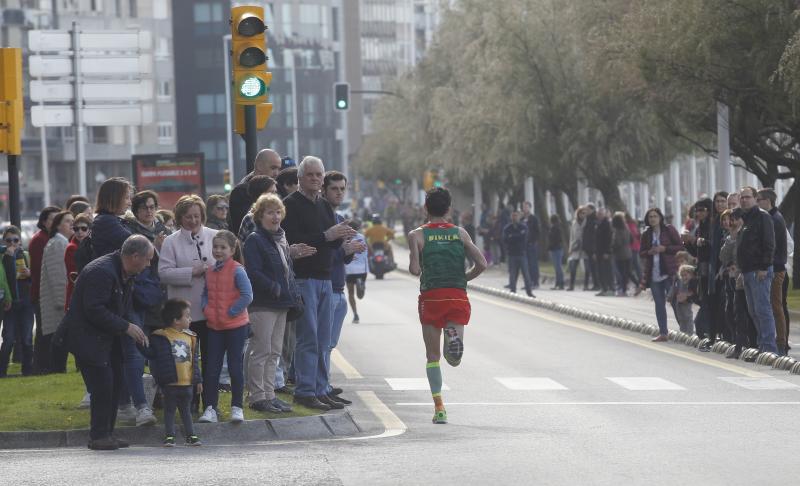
392, 243, 800, 359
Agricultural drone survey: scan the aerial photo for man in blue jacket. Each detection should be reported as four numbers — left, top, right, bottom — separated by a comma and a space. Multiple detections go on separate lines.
56, 235, 153, 450
502, 210, 534, 297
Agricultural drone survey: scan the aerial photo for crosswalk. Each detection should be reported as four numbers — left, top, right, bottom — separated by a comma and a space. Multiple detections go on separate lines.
383, 376, 800, 392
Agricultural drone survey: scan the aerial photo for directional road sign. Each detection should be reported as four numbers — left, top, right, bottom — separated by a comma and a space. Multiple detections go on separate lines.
29, 54, 153, 78
28, 30, 152, 52
30, 80, 154, 102
31, 104, 154, 127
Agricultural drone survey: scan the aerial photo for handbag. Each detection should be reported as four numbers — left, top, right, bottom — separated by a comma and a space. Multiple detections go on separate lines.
286, 277, 304, 321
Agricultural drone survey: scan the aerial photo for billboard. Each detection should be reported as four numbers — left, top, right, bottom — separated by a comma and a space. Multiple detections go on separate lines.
132, 153, 205, 211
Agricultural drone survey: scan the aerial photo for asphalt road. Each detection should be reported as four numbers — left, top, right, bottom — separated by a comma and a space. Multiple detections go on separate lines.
3, 269, 800, 485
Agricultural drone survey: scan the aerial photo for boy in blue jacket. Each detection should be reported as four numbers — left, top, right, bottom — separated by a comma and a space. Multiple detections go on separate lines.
139, 299, 202, 447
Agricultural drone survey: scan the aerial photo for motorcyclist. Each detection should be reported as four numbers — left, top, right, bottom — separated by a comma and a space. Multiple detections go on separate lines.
364, 214, 395, 262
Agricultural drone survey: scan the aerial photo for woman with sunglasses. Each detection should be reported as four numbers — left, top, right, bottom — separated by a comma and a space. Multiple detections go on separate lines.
0, 226, 30, 377
205, 195, 229, 231
64, 214, 92, 311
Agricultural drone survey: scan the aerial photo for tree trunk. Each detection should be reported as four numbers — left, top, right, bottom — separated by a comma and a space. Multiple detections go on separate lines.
592, 176, 625, 212
554, 189, 567, 222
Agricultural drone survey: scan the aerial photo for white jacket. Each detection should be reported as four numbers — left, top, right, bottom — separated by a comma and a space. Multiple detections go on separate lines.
158, 226, 218, 322
39, 233, 68, 335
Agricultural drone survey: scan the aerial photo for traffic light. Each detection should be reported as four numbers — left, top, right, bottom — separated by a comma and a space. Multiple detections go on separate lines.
423, 169, 444, 191
223, 169, 231, 192
0, 48, 23, 155
334, 82, 350, 111
231, 6, 271, 106
234, 103, 273, 134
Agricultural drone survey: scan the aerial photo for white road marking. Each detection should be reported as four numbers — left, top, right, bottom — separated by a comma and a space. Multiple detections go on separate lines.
355, 390, 407, 439
606, 377, 686, 391
718, 377, 800, 390
331, 348, 363, 379
385, 378, 449, 391
395, 401, 800, 406
495, 377, 568, 390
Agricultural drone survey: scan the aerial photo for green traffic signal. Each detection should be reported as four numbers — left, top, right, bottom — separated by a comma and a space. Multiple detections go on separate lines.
239, 76, 266, 98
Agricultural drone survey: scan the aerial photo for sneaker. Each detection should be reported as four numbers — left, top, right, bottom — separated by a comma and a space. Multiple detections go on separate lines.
443, 327, 464, 367
250, 399, 283, 413
185, 435, 202, 446
163, 435, 175, 447
352, 314, 360, 324
230, 406, 245, 423
651, 335, 668, 343
198, 406, 218, 423
135, 406, 157, 426
432, 409, 448, 424
77, 392, 91, 409
116, 404, 137, 423
356, 278, 365, 299
270, 397, 293, 412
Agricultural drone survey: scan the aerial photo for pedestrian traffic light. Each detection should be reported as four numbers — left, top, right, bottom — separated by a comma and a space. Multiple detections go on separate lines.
231, 6, 271, 106
334, 82, 350, 111
223, 169, 231, 192
0, 48, 23, 155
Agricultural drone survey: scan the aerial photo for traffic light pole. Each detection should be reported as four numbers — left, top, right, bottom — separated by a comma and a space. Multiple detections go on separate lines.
7, 154, 20, 228
243, 105, 257, 174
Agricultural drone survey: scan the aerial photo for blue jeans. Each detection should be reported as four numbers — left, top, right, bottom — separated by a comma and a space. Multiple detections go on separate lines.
119, 319, 146, 409
651, 277, 672, 336
293, 278, 333, 397
507, 255, 532, 292
526, 244, 540, 287
203, 324, 248, 409
550, 249, 564, 287
325, 292, 348, 393
743, 268, 778, 353
0, 301, 34, 376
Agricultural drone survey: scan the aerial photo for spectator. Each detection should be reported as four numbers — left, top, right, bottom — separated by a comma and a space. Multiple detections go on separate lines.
582, 204, 598, 291
68, 200, 92, 218
0, 226, 31, 377
547, 214, 565, 290
757, 188, 789, 355
159, 195, 218, 412
156, 209, 176, 233
276, 167, 299, 200
502, 210, 534, 297
39, 210, 74, 373
639, 207, 682, 342
198, 230, 253, 424
92, 177, 134, 258
57, 235, 152, 450
669, 265, 697, 334
205, 195, 230, 231
281, 156, 355, 411
30, 205, 61, 374
727, 192, 740, 210
228, 149, 282, 235
611, 212, 632, 296
737, 186, 778, 354
522, 202, 540, 289
137, 299, 202, 447
566, 206, 586, 291
625, 213, 642, 287
237, 176, 277, 241
685, 198, 712, 343
703, 192, 729, 349
726, 208, 759, 358
65, 214, 92, 309
594, 208, 614, 296
245, 194, 313, 413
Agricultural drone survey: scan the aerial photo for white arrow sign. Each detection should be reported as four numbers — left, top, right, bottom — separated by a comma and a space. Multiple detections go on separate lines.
32, 104, 154, 127
30, 80, 154, 102
28, 30, 152, 52
29, 54, 153, 77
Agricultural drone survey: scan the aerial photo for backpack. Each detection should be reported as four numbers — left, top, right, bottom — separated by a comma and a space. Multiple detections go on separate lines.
74, 235, 95, 273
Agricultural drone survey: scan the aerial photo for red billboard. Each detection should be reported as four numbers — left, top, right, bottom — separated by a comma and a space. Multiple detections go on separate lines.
132, 153, 205, 211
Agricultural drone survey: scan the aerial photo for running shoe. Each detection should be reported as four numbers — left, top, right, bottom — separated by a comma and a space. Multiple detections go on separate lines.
356, 278, 365, 299
163, 435, 175, 447
352, 313, 360, 324
432, 409, 448, 424
443, 327, 463, 367
185, 435, 202, 446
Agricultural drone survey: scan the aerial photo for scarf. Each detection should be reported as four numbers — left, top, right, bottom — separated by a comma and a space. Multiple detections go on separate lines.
268, 227, 292, 279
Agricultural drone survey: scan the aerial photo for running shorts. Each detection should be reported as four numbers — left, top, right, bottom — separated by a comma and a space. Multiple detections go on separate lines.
346, 273, 367, 284
418, 288, 471, 328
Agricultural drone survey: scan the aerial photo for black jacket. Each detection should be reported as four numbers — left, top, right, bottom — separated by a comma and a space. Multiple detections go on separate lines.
547, 224, 563, 251
595, 218, 612, 256
55, 252, 134, 367
736, 207, 775, 273
243, 226, 297, 309
502, 222, 528, 257
138, 330, 201, 387
582, 213, 597, 254
228, 173, 255, 235
281, 191, 342, 280
769, 207, 788, 272
525, 214, 540, 246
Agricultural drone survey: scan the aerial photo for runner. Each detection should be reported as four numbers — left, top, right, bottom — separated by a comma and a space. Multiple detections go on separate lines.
407, 188, 487, 424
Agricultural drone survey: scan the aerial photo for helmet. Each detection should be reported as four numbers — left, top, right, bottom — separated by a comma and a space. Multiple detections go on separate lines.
371, 213, 382, 225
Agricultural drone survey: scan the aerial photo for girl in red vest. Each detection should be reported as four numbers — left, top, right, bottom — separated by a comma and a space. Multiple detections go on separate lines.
198, 230, 253, 424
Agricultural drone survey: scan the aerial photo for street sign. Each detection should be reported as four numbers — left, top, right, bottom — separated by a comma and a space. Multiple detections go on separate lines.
31, 104, 154, 127
30, 80, 154, 102
29, 54, 153, 77
28, 30, 152, 52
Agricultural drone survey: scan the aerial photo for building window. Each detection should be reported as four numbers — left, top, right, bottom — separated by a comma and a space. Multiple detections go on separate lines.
88, 126, 108, 144
199, 141, 217, 160
157, 80, 171, 100
157, 122, 173, 145
156, 37, 170, 59
129, 0, 137, 17
281, 3, 292, 36
197, 94, 215, 115
152, 0, 168, 19
193, 3, 211, 22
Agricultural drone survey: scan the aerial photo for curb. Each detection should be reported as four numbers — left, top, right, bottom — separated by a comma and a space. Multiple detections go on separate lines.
0, 410, 362, 450
464, 280, 800, 377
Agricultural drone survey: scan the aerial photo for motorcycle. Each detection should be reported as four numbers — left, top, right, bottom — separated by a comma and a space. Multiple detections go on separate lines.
369, 242, 396, 279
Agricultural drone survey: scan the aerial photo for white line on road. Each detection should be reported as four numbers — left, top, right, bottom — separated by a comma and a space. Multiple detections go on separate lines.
718, 377, 800, 390
395, 401, 800, 406
606, 377, 686, 391
332, 348, 363, 379
355, 391, 407, 438
495, 377, 569, 390
386, 378, 450, 390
